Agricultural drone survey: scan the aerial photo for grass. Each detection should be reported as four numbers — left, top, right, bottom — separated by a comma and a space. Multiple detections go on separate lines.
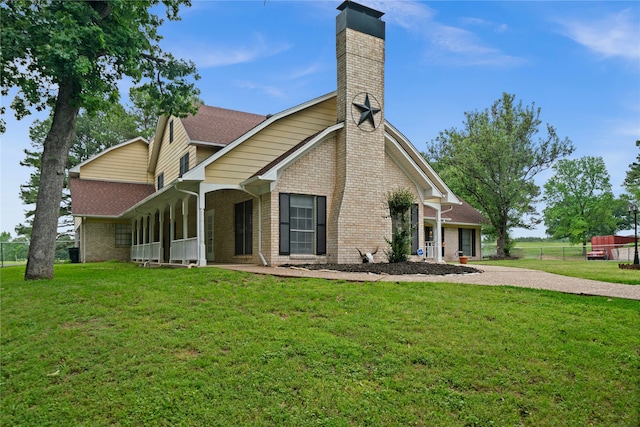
2, 263, 639, 426
476, 259, 639, 285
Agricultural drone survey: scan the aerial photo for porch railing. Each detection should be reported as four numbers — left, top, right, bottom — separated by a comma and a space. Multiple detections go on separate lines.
170, 237, 198, 264
131, 242, 161, 262
425, 241, 437, 259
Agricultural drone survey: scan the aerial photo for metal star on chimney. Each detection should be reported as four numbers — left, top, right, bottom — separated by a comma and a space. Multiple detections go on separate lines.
352, 93, 381, 129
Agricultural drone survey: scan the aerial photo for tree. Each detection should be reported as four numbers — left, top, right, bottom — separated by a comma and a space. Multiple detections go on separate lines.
18, 102, 153, 236
623, 140, 640, 201
543, 156, 617, 254
1, 0, 200, 279
424, 93, 574, 257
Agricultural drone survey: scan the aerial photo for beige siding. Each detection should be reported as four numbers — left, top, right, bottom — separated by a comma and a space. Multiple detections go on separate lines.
196, 146, 217, 165
80, 140, 151, 183
155, 118, 196, 185
204, 98, 336, 184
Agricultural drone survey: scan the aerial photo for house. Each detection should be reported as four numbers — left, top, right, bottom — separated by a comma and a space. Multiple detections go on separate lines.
70, 1, 485, 266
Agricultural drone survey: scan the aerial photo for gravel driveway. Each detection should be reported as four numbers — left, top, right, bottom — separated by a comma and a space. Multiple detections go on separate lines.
217, 264, 640, 301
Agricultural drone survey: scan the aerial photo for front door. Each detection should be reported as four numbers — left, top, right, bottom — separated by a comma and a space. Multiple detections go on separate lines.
205, 210, 215, 262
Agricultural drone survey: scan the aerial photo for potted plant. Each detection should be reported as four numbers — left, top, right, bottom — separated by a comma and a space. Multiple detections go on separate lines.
458, 251, 468, 264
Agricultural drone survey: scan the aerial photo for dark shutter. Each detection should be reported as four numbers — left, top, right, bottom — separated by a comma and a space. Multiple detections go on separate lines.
458, 229, 463, 256
279, 193, 290, 255
471, 229, 476, 257
411, 204, 419, 255
234, 202, 243, 255
245, 199, 253, 255
316, 196, 326, 255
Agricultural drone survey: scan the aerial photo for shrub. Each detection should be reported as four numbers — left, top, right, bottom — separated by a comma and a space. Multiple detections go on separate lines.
386, 188, 416, 263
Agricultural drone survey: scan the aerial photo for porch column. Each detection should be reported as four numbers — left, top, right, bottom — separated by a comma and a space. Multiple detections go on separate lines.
182, 196, 189, 264
169, 203, 175, 262
436, 205, 443, 263
148, 214, 155, 262
158, 208, 164, 263
130, 220, 135, 261
197, 186, 206, 267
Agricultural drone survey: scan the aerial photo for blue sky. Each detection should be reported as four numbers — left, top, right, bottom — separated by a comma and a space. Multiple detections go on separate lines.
1, 0, 639, 237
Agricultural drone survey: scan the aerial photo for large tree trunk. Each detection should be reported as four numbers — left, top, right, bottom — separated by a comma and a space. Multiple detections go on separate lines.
25, 79, 80, 280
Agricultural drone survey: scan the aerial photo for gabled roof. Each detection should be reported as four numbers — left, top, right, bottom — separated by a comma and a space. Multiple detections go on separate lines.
69, 137, 148, 178
424, 199, 487, 226
69, 178, 155, 217
185, 92, 337, 181
181, 104, 266, 146
149, 105, 266, 173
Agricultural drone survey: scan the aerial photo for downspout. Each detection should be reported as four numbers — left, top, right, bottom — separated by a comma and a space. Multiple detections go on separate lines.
82, 216, 86, 263
257, 194, 267, 266
242, 187, 267, 266
175, 180, 205, 267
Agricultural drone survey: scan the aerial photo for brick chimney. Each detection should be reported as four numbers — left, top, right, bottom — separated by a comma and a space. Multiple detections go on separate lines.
329, 1, 388, 263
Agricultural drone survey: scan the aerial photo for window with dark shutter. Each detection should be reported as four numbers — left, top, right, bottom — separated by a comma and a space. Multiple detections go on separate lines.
179, 153, 189, 177
157, 173, 164, 190
279, 193, 326, 255
169, 120, 174, 143
458, 228, 476, 257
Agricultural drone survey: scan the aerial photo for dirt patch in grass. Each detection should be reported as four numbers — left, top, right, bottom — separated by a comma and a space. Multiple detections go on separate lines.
282, 261, 481, 276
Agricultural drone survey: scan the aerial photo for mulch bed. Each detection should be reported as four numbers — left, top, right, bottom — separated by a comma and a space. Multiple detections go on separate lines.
281, 261, 481, 276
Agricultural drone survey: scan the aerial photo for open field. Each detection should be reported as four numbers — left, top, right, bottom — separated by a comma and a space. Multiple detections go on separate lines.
482, 240, 637, 262
2, 263, 639, 426
475, 259, 639, 285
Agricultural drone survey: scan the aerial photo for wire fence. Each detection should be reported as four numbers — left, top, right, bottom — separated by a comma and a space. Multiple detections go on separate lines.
0, 241, 75, 268
482, 243, 638, 261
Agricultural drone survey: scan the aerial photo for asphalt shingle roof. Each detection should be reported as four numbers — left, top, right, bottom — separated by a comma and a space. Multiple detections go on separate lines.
424, 199, 487, 225
180, 104, 266, 145
70, 178, 155, 217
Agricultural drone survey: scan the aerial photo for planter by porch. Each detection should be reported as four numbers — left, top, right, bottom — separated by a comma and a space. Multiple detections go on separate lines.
459, 256, 468, 264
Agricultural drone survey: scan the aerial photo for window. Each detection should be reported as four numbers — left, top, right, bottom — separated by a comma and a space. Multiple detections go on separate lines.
179, 153, 189, 177
169, 120, 174, 143
157, 172, 164, 190
279, 193, 326, 255
235, 200, 252, 255
458, 228, 476, 257
115, 223, 132, 247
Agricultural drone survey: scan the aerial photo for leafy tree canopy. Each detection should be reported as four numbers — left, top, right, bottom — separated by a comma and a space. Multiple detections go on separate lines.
1, 0, 200, 279
424, 93, 574, 257
542, 156, 617, 251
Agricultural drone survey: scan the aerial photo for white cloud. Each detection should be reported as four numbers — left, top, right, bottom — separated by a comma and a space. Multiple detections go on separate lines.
172, 34, 292, 68
234, 80, 286, 99
557, 8, 640, 61
361, 0, 524, 67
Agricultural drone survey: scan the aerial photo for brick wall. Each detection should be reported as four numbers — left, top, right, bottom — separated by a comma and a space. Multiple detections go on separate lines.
81, 219, 130, 262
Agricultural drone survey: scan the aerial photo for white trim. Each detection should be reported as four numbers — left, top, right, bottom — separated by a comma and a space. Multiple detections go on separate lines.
384, 122, 459, 205
241, 122, 344, 187
185, 91, 337, 181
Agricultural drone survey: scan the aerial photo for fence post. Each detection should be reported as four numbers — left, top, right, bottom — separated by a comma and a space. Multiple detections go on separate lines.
540, 248, 542, 260
1, 242, 3, 268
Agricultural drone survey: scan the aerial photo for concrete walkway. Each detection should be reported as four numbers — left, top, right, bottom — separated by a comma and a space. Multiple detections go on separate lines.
216, 264, 640, 301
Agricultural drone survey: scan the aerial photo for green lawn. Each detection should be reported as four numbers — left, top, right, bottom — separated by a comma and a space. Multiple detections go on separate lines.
2, 263, 639, 426
475, 259, 639, 285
